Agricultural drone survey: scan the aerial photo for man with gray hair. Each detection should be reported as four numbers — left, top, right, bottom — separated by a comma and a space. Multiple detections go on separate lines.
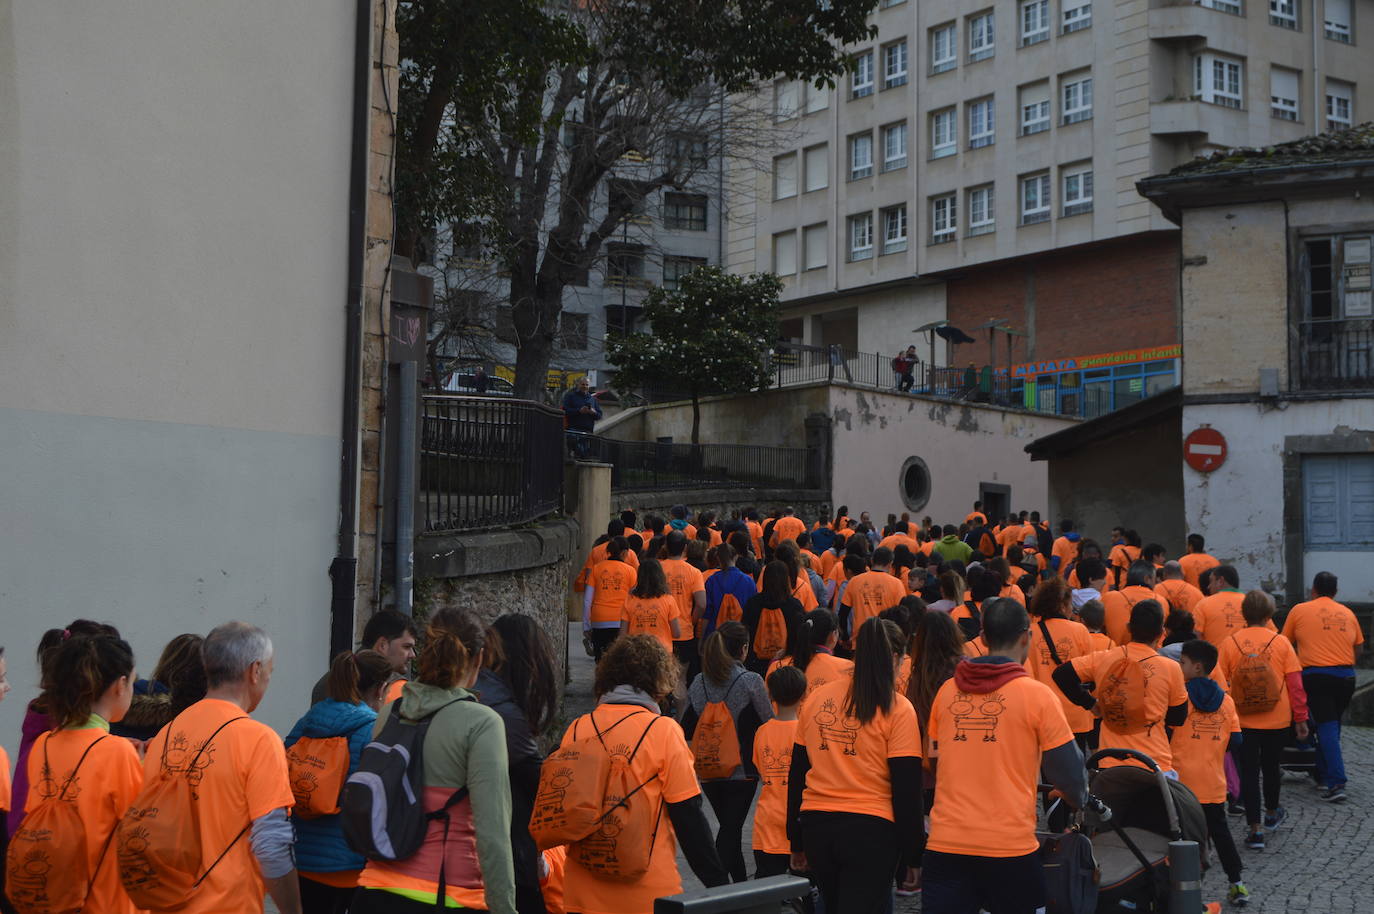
140, 621, 302, 914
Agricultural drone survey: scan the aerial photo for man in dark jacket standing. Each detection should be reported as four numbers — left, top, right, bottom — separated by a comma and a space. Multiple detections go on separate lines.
562, 376, 601, 457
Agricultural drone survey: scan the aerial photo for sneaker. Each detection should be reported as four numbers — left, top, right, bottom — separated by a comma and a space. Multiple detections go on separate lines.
1246, 831, 1265, 850
1263, 807, 1287, 830
1228, 883, 1251, 907
1322, 785, 1348, 802
1226, 800, 1246, 817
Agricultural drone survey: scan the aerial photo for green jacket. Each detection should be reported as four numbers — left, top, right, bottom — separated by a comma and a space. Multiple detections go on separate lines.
933, 534, 973, 564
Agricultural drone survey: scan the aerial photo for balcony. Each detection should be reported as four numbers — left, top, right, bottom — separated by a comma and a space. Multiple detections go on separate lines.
1298, 319, 1374, 391
1148, 4, 1248, 49
1150, 99, 1249, 148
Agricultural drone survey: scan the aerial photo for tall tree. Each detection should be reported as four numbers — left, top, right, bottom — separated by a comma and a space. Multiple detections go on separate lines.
398, 0, 880, 399
607, 266, 781, 444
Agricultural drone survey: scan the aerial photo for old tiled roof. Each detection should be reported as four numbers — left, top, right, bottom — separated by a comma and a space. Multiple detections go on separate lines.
1165, 122, 1374, 177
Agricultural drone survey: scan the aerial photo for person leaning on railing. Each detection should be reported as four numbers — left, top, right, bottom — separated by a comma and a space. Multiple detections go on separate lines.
561, 377, 601, 458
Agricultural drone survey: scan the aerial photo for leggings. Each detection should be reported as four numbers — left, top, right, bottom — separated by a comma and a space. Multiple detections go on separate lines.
801, 811, 899, 914
703, 778, 759, 882
1237, 726, 1288, 827
754, 850, 790, 878
300, 876, 354, 914
1201, 803, 1243, 883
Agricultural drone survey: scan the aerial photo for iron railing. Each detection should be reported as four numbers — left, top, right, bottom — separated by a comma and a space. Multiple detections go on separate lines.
767, 342, 1016, 405
1299, 318, 1374, 390
577, 435, 812, 492
420, 395, 564, 532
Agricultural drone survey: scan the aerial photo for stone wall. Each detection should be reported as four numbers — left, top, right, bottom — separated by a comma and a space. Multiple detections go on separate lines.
415, 517, 578, 687
611, 488, 833, 528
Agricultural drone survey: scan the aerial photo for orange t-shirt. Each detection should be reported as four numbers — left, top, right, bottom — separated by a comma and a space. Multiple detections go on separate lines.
143, 699, 295, 914
1109, 544, 1141, 577
965, 512, 987, 527
927, 674, 1072, 857
751, 718, 798, 854
768, 651, 854, 697
818, 550, 839, 577
895, 655, 913, 698
1282, 596, 1365, 668
795, 678, 920, 822
1154, 579, 1204, 616
1067, 567, 1113, 593
878, 534, 918, 554
1086, 632, 1114, 653
823, 563, 849, 609
843, 570, 907, 635
771, 516, 807, 547
1217, 628, 1303, 729
574, 542, 639, 591
1051, 537, 1078, 577
385, 678, 407, 704
560, 707, 700, 914
662, 558, 705, 642
999, 584, 1027, 606
620, 594, 679, 652
1027, 617, 1096, 733
587, 559, 638, 625
1193, 591, 1275, 645
746, 521, 765, 558
792, 574, 820, 612
1100, 586, 1160, 645
1177, 552, 1220, 589
1069, 644, 1186, 771
962, 636, 989, 658
23, 727, 143, 914
1170, 692, 1241, 804
0, 745, 10, 812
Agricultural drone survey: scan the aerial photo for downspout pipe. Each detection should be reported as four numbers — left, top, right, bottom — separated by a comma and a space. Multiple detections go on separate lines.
330, 0, 372, 660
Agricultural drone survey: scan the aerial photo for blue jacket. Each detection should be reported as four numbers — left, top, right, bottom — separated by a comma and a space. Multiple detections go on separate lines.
284, 698, 377, 873
561, 389, 602, 432
704, 566, 760, 637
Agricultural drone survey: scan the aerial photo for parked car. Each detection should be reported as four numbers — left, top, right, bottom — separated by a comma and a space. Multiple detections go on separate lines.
444, 372, 515, 396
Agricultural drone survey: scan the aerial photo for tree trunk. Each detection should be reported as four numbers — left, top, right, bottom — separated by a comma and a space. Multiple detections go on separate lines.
691, 393, 701, 445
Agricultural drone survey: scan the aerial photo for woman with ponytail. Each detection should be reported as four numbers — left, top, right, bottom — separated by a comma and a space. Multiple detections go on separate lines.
787, 618, 923, 914
768, 609, 853, 697
682, 622, 772, 882
355, 608, 515, 914
284, 648, 391, 911
17, 632, 142, 912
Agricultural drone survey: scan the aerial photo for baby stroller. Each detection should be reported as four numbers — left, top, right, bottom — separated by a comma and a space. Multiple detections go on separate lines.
1088, 748, 1208, 913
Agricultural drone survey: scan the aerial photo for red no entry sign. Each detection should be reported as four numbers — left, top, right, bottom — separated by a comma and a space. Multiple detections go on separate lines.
1184, 427, 1227, 472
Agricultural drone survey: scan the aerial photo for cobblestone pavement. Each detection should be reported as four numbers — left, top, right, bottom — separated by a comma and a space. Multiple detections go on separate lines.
564, 626, 1374, 913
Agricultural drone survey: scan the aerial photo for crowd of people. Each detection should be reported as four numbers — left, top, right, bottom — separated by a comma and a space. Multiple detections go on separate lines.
0, 502, 1361, 914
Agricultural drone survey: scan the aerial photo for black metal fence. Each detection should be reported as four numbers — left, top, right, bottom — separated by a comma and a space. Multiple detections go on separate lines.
767, 343, 1016, 405
1299, 318, 1374, 389
420, 395, 564, 532
577, 435, 812, 492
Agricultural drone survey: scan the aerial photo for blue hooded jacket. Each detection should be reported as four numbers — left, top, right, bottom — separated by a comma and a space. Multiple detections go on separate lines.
283, 698, 378, 873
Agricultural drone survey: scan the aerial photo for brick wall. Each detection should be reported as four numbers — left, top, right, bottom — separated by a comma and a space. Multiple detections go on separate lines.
945, 231, 1181, 366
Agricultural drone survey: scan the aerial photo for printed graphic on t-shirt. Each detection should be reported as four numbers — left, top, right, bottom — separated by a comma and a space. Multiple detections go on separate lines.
758, 743, 792, 787
1186, 708, 1228, 741
1036, 636, 1076, 669
948, 691, 1007, 742
1318, 605, 1351, 632
813, 699, 860, 755
162, 730, 218, 796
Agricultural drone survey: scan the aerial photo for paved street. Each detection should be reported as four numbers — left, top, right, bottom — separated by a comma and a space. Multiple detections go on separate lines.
562, 624, 1374, 913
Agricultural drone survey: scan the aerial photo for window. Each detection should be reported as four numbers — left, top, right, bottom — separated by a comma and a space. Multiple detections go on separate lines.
882, 122, 908, 171
930, 23, 957, 74
803, 223, 829, 270
1304, 233, 1374, 320
1325, 0, 1352, 41
968, 97, 996, 148
662, 255, 706, 290
663, 192, 708, 231
881, 0, 907, 6
849, 132, 874, 180
450, 223, 485, 264
1199, 0, 1241, 14
774, 153, 798, 200
929, 194, 957, 243
1062, 73, 1093, 123
882, 205, 908, 254
1194, 54, 1244, 109
1271, 67, 1300, 120
668, 133, 708, 168
1303, 455, 1374, 549
968, 185, 996, 236
1326, 79, 1353, 129
804, 144, 829, 192
931, 107, 957, 158
848, 213, 874, 261
804, 83, 829, 113
772, 232, 797, 276
774, 80, 798, 120
968, 11, 996, 61
559, 312, 589, 350
1021, 0, 1049, 45
1062, 0, 1091, 32
852, 51, 875, 98
608, 179, 651, 223
1020, 82, 1051, 134
606, 242, 646, 283
1061, 163, 1093, 216
1020, 173, 1051, 224
1270, 0, 1298, 29
883, 40, 909, 88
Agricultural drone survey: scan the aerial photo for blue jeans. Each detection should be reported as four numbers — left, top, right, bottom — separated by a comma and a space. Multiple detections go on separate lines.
1304, 670, 1356, 788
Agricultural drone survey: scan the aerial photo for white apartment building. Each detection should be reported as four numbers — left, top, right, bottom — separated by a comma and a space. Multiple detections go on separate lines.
730, 0, 1373, 411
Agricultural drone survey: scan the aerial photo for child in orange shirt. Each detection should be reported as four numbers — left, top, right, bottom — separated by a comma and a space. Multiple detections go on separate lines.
751, 665, 807, 877
1173, 640, 1248, 907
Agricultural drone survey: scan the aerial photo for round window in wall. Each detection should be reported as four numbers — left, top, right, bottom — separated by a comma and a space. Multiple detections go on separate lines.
899, 456, 931, 512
